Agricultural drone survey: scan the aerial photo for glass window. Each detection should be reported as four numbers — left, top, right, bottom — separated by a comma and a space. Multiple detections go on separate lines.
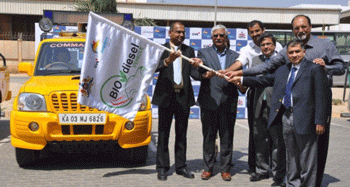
35, 42, 85, 75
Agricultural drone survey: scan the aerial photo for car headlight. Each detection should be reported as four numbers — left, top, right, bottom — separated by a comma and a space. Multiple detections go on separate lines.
18, 93, 47, 111
138, 94, 148, 111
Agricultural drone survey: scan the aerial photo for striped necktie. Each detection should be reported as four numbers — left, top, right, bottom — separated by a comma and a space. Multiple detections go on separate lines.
283, 67, 297, 109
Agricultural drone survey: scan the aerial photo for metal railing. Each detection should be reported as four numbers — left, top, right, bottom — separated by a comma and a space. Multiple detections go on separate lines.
0, 32, 35, 41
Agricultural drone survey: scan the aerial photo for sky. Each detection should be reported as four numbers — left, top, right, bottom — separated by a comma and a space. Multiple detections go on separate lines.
147, 0, 348, 8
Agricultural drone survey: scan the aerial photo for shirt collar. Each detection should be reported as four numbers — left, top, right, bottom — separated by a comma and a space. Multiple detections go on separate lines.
213, 45, 227, 56
263, 51, 277, 61
249, 41, 259, 49
304, 34, 316, 49
170, 41, 182, 50
293, 63, 301, 70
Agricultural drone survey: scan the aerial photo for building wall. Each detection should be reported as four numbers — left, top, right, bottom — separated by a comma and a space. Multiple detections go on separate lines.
0, 40, 35, 73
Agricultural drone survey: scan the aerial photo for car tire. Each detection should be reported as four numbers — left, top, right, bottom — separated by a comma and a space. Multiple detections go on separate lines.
15, 148, 40, 167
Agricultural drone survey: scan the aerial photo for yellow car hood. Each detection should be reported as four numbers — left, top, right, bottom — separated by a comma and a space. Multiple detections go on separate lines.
23, 76, 81, 95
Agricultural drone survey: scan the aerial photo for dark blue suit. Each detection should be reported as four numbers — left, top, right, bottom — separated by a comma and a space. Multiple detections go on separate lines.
244, 58, 330, 134
243, 58, 331, 186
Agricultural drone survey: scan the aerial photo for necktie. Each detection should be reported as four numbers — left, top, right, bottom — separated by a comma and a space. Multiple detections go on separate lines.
283, 67, 297, 109
263, 58, 270, 100
173, 46, 182, 85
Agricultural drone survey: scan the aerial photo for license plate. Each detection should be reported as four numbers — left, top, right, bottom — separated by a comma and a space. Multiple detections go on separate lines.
58, 113, 107, 125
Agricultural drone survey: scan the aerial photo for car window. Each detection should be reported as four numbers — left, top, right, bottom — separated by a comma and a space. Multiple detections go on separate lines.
35, 42, 85, 75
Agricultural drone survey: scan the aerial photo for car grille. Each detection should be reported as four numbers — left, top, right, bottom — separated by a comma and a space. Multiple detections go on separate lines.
50, 92, 99, 112
49, 92, 112, 136
61, 125, 105, 135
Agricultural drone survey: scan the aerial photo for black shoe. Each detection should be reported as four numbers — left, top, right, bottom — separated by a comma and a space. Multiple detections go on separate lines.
271, 181, 286, 187
157, 169, 167, 181
248, 169, 256, 175
250, 173, 269, 182
176, 167, 195, 179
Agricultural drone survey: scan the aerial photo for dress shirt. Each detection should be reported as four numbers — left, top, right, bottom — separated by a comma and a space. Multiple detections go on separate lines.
282, 63, 301, 107
213, 45, 227, 70
237, 41, 283, 68
241, 52, 277, 85
173, 45, 182, 85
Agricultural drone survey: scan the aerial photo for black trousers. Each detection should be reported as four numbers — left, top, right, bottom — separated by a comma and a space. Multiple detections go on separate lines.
200, 100, 237, 173
316, 89, 332, 187
156, 93, 190, 172
247, 89, 256, 173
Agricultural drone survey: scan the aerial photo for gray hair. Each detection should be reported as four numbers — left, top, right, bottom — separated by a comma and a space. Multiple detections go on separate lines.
211, 24, 228, 36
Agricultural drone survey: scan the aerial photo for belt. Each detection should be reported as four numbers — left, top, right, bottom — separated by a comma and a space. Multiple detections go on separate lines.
285, 107, 293, 113
174, 88, 182, 93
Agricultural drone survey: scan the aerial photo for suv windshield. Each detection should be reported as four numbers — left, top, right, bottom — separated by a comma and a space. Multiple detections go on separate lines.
35, 42, 85, 76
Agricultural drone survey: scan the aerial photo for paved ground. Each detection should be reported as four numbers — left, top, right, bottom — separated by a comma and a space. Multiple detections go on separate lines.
0, 74, 349, 186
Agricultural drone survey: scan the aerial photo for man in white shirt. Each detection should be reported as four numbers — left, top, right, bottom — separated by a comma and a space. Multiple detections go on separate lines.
224, 20, 283, 175
227, 20, 283, 71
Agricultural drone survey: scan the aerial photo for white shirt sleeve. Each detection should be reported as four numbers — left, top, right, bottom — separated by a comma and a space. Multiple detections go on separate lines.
275, 42, 283, 53
236, 46, 249, 67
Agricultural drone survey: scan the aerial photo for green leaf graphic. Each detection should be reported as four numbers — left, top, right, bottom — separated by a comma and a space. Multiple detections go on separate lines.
119, 70, 128, 82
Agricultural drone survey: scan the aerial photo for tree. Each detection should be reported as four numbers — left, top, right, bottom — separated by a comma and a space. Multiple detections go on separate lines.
134, 17, 157, 26
73, 0, 157, 26
73, 0, 117, 13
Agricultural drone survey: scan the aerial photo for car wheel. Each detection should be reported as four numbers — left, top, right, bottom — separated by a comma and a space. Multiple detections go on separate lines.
15, 148, 40, 167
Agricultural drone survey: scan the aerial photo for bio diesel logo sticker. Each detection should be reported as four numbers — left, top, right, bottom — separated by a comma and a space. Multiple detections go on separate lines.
80, 76, 94, 97
100, 43, 145, 108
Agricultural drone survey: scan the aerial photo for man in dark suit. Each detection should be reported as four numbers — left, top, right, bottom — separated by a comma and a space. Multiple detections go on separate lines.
152, 22, 202, 181
196, 24, 239, 181
226, 15, 344, 186
248, 33, 286, 187
233, 40, 330, 186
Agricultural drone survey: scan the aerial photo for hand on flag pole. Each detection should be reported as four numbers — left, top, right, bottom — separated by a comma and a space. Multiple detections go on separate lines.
163, 47, 228, 79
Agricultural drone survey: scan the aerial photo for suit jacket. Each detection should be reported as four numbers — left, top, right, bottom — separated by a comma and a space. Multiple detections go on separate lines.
243, 58, 330, 135
152, 42, 201, 108
197, 46, 239, 112
251, 55, 274, 119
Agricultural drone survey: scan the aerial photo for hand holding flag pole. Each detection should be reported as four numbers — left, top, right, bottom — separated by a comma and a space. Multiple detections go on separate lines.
161, 47, 229, 79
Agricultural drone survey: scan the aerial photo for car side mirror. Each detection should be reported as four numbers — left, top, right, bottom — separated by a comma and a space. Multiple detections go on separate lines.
18, 62, 34, 76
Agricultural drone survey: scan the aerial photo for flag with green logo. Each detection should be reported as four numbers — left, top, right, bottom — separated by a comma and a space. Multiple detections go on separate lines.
78, 12, 164, 121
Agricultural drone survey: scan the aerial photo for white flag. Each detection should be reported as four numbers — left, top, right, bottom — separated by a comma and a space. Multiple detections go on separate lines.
78, 12, 165, 121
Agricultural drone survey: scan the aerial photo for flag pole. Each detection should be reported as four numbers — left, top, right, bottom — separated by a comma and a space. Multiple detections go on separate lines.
161, 47, 228, 79
87, 12, 226, 79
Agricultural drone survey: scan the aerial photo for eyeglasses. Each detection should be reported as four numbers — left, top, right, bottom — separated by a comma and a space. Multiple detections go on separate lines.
213, 34, 225, 38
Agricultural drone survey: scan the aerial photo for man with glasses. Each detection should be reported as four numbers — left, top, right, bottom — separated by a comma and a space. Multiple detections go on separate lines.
196, 24, 239, 181
232, 39, 330, 187
246, 33, 286, 186
226, 15, 345, 187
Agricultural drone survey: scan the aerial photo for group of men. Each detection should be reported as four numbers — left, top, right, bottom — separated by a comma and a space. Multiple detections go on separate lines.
151, 14, 345, 187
